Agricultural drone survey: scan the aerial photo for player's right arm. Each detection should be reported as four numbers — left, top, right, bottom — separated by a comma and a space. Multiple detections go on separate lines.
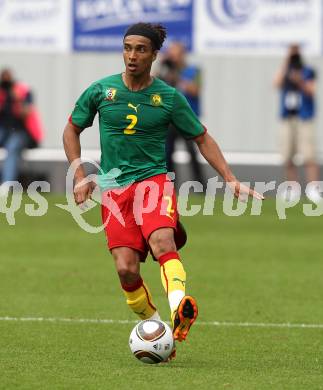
63, 83, 99, 205
63, 121, 94, 205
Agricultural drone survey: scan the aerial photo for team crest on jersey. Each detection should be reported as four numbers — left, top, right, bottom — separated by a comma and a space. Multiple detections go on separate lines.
105, 88, 117, 101
150, 94, 162, 106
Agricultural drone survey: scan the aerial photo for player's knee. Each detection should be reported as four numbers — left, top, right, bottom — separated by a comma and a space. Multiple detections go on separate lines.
117, 267, 139, 285
112, 248, 140, 285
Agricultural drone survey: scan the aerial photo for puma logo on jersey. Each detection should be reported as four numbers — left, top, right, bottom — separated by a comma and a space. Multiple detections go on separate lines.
163, 195, 174, 221
128, 103, 140, 113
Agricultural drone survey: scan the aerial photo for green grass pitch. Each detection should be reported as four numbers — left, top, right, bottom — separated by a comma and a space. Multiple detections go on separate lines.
1, 195, 323, 389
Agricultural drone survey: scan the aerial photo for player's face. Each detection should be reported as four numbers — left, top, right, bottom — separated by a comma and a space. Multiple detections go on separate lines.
123, 35, 157, 77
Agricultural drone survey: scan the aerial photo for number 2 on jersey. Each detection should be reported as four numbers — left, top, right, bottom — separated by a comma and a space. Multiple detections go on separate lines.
124, 114, 137, 135
164, 196, 175, 221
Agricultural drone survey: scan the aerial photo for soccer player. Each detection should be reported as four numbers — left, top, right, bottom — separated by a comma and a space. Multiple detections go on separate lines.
63, 23, 263, 352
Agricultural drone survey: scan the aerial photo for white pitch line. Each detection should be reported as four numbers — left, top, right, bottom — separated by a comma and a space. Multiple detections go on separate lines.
1, 316, 323, 329
201, 321, 323, 329
0, 316, 138, 325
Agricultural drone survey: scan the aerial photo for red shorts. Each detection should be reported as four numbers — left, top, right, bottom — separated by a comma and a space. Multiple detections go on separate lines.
101, 174, 186, 261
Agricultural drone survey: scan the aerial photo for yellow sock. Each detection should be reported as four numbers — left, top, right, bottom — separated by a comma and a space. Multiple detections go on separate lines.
122, 279, 159, 320
160, 258, 186, 316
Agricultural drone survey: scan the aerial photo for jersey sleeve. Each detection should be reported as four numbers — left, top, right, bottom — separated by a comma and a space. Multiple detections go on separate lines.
170, 90, 206, 139
70, 83, 101, 128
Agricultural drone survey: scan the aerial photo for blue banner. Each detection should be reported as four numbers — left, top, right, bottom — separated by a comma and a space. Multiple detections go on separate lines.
73, 0, 193, 52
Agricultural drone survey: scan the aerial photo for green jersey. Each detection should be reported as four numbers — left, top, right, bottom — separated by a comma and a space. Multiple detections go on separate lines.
71, 73, 205, 189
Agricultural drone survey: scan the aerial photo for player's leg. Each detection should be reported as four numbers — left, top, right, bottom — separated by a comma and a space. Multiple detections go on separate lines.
148, 228, 198, 341
137, 174, 198, 341
111, 246, 160, 320
101, 187, 160, 321
149, 228, 185, 313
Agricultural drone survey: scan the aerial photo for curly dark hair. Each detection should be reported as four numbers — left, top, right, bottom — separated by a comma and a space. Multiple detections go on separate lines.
124, 23, 167, 50
150, 23, 167, 49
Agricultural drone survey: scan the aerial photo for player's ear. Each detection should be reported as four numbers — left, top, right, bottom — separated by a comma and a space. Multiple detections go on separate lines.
152, 50, 157, 62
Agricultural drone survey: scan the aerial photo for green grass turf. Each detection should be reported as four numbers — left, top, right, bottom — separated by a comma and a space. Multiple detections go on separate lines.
1, 195, 323, 389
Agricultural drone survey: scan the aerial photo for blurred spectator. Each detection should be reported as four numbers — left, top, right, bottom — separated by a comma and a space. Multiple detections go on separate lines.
274, 45, 321, 202
0, 68, 43, 190
158, 42, 206, 189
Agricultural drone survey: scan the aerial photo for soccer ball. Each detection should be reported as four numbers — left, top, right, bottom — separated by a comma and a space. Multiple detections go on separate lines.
129, 319, 174, 364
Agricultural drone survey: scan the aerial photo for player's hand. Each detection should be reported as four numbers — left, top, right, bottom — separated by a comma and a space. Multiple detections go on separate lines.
73, 177, 96, 206
227, 181, 264, 202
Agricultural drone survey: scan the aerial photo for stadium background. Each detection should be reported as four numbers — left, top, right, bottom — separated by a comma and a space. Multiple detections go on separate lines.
1, 0, 322, 190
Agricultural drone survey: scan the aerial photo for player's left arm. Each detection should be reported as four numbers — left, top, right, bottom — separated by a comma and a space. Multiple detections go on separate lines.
194, 132, 264, 200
